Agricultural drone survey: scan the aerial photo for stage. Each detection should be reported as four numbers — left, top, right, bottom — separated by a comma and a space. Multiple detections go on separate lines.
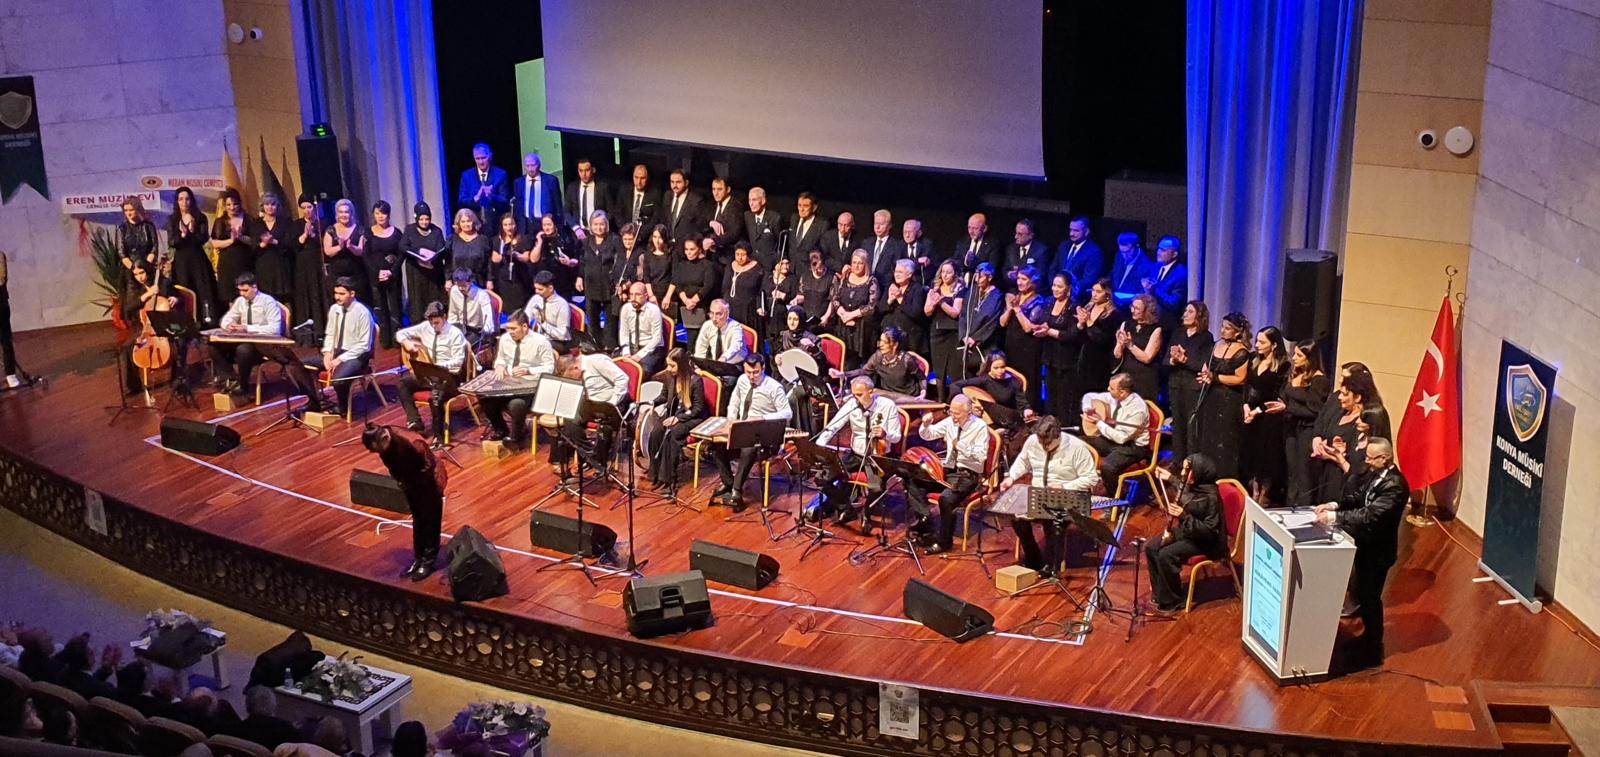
2, 323, 1597, 755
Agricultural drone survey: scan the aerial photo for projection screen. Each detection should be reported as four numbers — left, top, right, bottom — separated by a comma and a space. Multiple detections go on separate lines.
541, 0, 1045, 178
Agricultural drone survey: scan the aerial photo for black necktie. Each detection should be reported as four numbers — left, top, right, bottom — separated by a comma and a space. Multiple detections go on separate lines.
633, 192, 642, 222
582, 185, 592, 221
511, 338, 521, 366
741, 381, 755, 419
714, 327, 723, 361
632, 307, 641, 351
245, 298, 253, 325
671, 195, 682, 225
335, 308, 346, 351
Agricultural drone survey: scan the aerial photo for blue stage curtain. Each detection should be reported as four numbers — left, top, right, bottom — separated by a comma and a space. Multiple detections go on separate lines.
1186, 0, 1362, 326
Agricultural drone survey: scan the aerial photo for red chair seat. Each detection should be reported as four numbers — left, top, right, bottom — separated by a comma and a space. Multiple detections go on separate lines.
413, 391, 433, 402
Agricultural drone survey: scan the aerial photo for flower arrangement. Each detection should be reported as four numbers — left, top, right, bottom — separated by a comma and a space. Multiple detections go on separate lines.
143, 609, 211, 637
439, 701, 550, 757
295, 652, 376, 703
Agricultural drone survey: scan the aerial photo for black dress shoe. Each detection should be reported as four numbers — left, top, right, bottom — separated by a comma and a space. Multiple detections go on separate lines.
406, 420, 425, 432
730, 497, 749, 513
925, 543, 949, 556
410, 554, 438, 582
401, 559, 423, 579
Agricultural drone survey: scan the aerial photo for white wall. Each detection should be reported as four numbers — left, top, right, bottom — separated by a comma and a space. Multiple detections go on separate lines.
0, 0, 236, 330
1462, 0, 1600, 628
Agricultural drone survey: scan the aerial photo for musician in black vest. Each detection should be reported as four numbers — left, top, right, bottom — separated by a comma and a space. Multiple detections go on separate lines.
1145, 454, 1224, 613
362, 424, 448, 581
1315, 437, 1409, 665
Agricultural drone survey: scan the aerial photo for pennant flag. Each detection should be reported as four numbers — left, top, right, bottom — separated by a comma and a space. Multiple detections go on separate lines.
259, 136, 287, 204
240, 145, 261, 210
279, 147, 299, 208
1397, 296, 1461, 488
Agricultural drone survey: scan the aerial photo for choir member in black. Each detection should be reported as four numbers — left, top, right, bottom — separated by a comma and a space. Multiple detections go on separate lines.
1313, 437, 1408, 664
1055, 217, 1105, 302
165, 187, 219, 326
1000, 219, 1050, 293
646, 348, 708, 492
877, 259, 929, 359
617, 223, 643, 293
402, 202, 447, 324
1109, 232, 1153, 305
458, 143, 511, 233
793, 249, 834, 326
777, 306, 828, 433
254, 193, 294, 305
669, 237, 716, 336
578, 210, 624, 348
744, 187, 783, 269
1144, 454, 1225, 614
952, 352, 1033, 417
1166, 300, 1214, 464
759, 256, 799, 349
366, 201, 404, 348
293, 194, 329, 342
322, 199, 369, 304
925, 260, 966, 400
1000, 266, 1050, 409
957, 263, 1004, 376
490, 214, 533, 313
1308, 370, 1377, 504
1241, 326, 1289, 503
1065, 279, 1121, 413
825, 249, 879, 370
637, 224, 674, 303
1113, 294, 1164, 401
362, 424, 448, 581
210, 189, 258, 295
1281, 339, 1330, 506
444, 208, 491, 287
117, 197, 161, 279
1193, 311, 1250, 479
529, 213, 580, 296
723, 242, 763, 331
838, 327, 927, 397
953, 213, 999, 278
1038, 273, 1078, 422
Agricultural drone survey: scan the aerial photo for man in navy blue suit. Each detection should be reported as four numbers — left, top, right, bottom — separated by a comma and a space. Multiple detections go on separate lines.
510, 151, 564, 234
1109, 232, 1153, 305
456, 143, 510, 232
1053, 216, 1105, 303
1142, 235, 1187, 327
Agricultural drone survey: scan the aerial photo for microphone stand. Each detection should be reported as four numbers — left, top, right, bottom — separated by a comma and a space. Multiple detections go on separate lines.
612, 399, 648, 577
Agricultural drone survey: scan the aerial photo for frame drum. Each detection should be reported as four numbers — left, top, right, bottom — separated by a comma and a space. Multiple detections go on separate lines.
774, 347, 819, 383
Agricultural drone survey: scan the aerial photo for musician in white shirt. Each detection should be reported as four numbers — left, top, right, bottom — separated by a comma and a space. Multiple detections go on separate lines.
545, 350, 631, 477
479, 310, 556, 449
298, 276, 375, 415
445, 267, 496, 347
208, 272, 288, 395
397, 301, 470, 439
710, 353, 791, 510
1081, 373, 1151, 486
813, 376, 905, 525
905, 395, 992, 553
524, 270, 572, 352
693, 299, 749, 364
617, 282, 665, 374
1000, 415, 1101, 575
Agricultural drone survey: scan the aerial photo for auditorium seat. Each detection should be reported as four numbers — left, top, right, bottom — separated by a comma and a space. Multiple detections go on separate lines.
84, 696, 144, 753
207, 734, 274, 757
0, 735, 125, 756
137, 716, 207, 757
28, 681, 88, 722
0, 663, 29, 704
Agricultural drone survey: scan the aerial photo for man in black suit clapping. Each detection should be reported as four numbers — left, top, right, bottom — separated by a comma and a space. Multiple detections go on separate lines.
457, 143, 510, 232
564, 157, 612, 237
818, 211, 861, 274
1315, 437, 1409, 666
705, 177, 745, 251
661, 169, 705, 248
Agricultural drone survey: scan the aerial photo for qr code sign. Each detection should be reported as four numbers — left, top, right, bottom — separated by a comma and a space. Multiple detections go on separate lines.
878, 683, 919, 740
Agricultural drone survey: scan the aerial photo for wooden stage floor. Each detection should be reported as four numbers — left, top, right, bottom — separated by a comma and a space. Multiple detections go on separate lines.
3, 323, 1597, 752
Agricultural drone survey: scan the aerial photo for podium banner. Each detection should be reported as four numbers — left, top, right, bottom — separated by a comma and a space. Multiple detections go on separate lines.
1481, 340, 1558, 602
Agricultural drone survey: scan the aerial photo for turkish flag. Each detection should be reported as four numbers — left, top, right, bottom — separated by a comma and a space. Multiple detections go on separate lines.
1398, 297, 1461, 487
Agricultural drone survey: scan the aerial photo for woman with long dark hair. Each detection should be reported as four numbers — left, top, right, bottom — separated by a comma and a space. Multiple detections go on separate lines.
254, 192, 294, 304
1064, 278, 1120, 411
165, 186, 220, 325
1192, 311, 1251, 479
210, 188, 258, 294
402, 202, 447, 324
760, 256, 799, 350
490, 213, 532, 312
1308, 371, 1375, 503
639, 224, 675, 304
367, 201, 404, 346
647, 347, 708, 491
1241, 326, 1289, 503
293, 194, 329, 340
1114, 293, 1164, 401
1281, 339, 1330, 505
1166, 300, 1214, 464
925, 260, 966, 401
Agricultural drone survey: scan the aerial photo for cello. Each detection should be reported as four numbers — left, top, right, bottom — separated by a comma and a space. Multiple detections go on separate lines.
131, 254, 174, 388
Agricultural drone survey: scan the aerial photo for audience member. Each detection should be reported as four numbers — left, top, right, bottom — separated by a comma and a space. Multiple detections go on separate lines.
53, 634, 118, 701
180, 686, 241, 736
311, 716, 350, 756
115, 659, 180, 719
16, 629, 62, 683
230, 685, 304, 750
40, 705, 77, 746
0, 625, 21, 668
392, 720, 433, 757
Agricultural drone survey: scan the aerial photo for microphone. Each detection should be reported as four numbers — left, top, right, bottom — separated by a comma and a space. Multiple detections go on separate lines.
292, 319, 315, 331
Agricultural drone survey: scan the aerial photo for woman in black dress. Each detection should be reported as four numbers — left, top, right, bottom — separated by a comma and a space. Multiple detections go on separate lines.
165, 187, 219, 326
638, 224, 674, 304
723, 243, 763, 330
667, 237, 716, 335
647, 348, 709, 491
1166, 300, 1214, 465
825, 249, 878, 370
840, 326, 927, 397
1192, 312, 1251, 479
952, 351, 1031, 416
1065, 278, 1120, 413
877, 258, 929, 360
322, 198, 369, 303
367, 201, 404, 347
444, 208, 491, 286
1038, 273, 1077, 421
925, 261, 966, 401
759, 256, 799, 350
293, 194, 328, 341
254, 193, 294, 305
1241, 326, 1288, 503
489, 214, 532, 313
402, 202, 446, 323
1307, 372, 1372, 504
1000, 265, 1051, 410
1114, 293, 1164, 401
210, 188, 258, 293
793, 249, 834, 326
1280, 339, 1330, 506
116, 197, 161, 321
777, 306, 829, 433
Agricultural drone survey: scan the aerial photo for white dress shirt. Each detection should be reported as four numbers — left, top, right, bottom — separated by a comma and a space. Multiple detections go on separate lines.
219, 292, 285, 336
579, 353, 630, 405
396, 322, 469, 373
493, 331, 556, 376
618, 301, 664, 358
524, 292, 571, 342
447, 285, 496, 333
322, 301, 374, 361
919, 414, 991, 474
694, 319, 749, 363
726, 374, 792, 421
817, 394, 903, 456
1081, 391, 1151, 446
1007, 433, 1100, 491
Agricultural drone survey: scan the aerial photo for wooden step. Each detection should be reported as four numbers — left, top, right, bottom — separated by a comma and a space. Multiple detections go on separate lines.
1494, 720, 1571, 757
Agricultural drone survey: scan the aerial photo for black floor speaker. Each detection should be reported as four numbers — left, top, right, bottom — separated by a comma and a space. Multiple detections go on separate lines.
445, 526, 508, 602
689, 539, 778, 590
159, 418, 240, 456
903, 578, 994, 643
349, 470, 409, 514
623, 570, 713, 638
529, 510, 617, 558
1281, 248, 1340, 346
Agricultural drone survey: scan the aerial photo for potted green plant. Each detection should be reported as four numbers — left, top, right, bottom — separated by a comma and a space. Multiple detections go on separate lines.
90, 226, 126, 327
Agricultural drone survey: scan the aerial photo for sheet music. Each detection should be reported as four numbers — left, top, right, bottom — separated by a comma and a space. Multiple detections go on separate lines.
531, 378, 584, 416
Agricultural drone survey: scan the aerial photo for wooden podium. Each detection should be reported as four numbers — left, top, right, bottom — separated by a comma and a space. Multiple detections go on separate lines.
1240, 499, 1356, 683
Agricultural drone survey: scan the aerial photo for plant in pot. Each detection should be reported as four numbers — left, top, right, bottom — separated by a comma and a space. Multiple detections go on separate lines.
90, 226, 127, 328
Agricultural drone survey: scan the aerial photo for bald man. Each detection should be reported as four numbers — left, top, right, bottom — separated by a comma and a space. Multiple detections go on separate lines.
953, 213, 1000, 276
744, 186, 784, 268
818, 211, 862, 274
904, 395, 992, 552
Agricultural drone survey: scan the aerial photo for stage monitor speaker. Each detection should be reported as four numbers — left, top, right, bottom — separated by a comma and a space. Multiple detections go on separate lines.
159, 417, 240, 456
296, 133, 343, 203
1281, 249, 1340, 346
689, 539, 778, 590
529, 510, 617, 558
623, 570, 712, 638
445, 525, 509, 602
903, 578, 994, 643
349, 470, 409, 514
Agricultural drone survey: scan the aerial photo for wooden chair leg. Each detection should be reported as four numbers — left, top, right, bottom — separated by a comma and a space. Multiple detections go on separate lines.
442, 403, 452, 445
692, 445, 702, 489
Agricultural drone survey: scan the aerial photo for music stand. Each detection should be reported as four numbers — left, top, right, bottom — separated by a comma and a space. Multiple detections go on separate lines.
794, 367, 837, 408
1068, 509, 1132, 626
1003, 487, 1088, 607
253, 343, 320, 437
722, 418, 793, 539
976, 398, 1022, 430
690, 356, 744, 379
531, 376, 607, 585
145, 309, 200, 411
775, 436, 859, 560
848, 455, 946, 575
